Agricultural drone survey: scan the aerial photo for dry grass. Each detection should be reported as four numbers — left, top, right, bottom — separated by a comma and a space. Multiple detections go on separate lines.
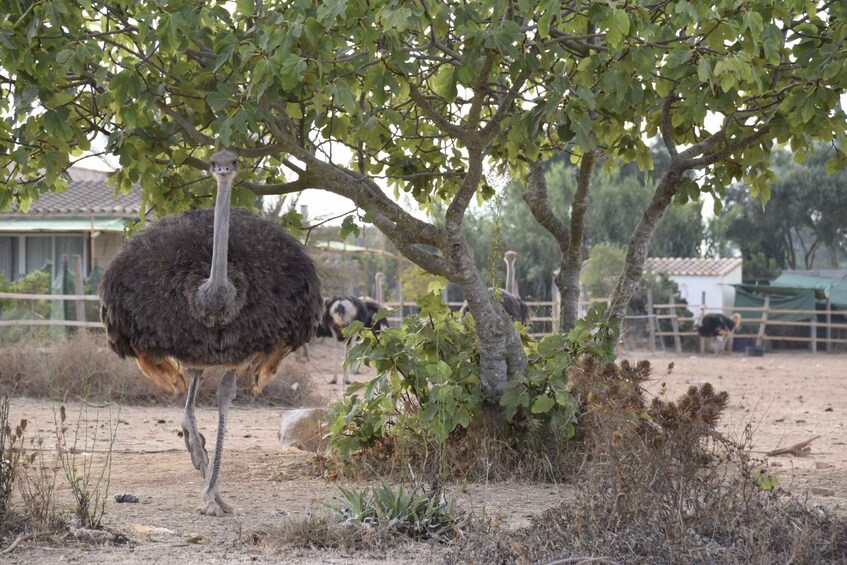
0, 331, 321, 408
450, 357, 847, 564
323, 406, 581, 485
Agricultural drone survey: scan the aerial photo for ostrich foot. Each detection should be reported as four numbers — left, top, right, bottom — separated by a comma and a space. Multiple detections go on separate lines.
182, 427, 209, 478
201, 493, 234, 517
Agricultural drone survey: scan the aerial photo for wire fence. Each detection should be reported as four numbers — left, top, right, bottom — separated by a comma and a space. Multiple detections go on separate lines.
3, 293, 847, 353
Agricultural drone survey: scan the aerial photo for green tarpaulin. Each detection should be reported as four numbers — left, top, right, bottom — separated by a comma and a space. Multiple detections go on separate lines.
734, 285, 818, 321
771, 273, 847, 307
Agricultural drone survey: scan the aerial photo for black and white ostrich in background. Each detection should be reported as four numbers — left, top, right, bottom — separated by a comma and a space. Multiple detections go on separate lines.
696, 312, 742, 355
460, 250, 531, 325
317, 295, 389, 384
99, 150, 323, 517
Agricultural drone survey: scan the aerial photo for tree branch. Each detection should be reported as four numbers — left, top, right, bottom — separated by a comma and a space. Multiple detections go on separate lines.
408, 83, 466, 139
523, 158, 570, 249
660, 94, 678, 157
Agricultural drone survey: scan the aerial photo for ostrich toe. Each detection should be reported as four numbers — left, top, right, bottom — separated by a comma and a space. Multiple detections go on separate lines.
182, 427, 209, 478
201, 494, 234, 517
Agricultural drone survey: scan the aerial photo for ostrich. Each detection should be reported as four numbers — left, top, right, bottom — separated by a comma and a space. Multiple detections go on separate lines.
696, 313, 742, 355
317, 295, 389, 384
459, 251, 530, 326
99, 149, 322, 517
459, 289, 530, 325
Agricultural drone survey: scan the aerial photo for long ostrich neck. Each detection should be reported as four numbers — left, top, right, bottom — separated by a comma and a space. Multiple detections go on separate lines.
209, 175, 233, 285
505, 258, 516, 295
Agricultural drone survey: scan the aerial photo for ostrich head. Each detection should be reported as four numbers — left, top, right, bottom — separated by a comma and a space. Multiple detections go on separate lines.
209, 150, 238, 182
730, 313, 742, 329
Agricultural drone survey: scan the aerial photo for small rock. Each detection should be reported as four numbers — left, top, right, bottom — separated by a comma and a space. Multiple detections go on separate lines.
279, 408, 328, 452
825, 407, 834, 412
809, 487, 835, 497
115, 493, 139, 503
157, 419, 166, 424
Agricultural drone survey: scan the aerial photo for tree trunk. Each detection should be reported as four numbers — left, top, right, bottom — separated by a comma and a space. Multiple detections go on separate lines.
443, 142, 527, 402
557, 152, 596, 332
608, 166, 684, 320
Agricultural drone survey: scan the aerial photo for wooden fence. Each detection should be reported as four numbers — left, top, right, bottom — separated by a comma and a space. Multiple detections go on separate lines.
3, 293, 847, 353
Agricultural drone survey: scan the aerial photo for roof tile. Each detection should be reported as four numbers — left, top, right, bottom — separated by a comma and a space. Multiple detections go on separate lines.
644, 257, 743, 277
1, 175, 142, 217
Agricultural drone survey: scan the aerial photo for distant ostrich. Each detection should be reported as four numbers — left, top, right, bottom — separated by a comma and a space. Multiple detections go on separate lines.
696, 313, 742, 355
459, 251, 530, 325
99, 150, 322, 517
460, 288, 530, 325
317, 295, 389, 384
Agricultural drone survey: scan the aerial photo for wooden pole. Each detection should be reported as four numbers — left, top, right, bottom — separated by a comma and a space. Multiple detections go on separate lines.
669, 292, 682, 354
699, 291, 706, 355
375, 272, 384, 304
646, 288, 656, 353
72, 255, 86, 322
826, 297, 832, 353
756, 295, 770, 349
811, 313, 817, 354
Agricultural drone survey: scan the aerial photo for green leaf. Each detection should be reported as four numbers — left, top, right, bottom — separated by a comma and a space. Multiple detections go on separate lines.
340, 215, 361, 239
530, 395, 555, 414
430, 65, 458, 103
236, 0, 255, 16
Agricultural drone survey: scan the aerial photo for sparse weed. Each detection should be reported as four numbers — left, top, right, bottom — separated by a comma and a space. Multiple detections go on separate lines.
0, 394, 22, 520
15, 424, 62, 533
55, 402, 119, 530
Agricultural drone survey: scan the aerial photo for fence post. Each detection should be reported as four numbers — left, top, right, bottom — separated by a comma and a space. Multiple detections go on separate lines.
826, 298, 832, 353
72, 254, 86, 322
811, 314, 817, 354
646, 288, 656, 353
669, 292, 682, 354
374, 272, 384, 304
699, 291, 706, 355
756, 295, 770, 349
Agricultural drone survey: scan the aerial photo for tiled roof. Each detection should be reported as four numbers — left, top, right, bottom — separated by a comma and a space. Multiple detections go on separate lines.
644, 257, 743, 277
1, 172, 142, 217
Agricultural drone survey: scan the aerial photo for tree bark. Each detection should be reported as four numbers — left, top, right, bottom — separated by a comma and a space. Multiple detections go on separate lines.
524, 153, 596, 333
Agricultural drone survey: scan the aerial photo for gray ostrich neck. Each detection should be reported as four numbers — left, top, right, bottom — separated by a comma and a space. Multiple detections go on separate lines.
209, 175, 233, 286
506, 259, 516, 295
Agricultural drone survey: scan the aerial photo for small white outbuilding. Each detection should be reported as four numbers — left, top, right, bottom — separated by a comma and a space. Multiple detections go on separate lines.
644, 257, 743, 313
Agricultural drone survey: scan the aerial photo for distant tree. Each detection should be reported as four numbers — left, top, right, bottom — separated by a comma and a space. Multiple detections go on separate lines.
717, 145, 847, 274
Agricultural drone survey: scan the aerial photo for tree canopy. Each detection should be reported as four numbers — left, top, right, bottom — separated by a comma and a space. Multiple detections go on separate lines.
1, 0, 846, 398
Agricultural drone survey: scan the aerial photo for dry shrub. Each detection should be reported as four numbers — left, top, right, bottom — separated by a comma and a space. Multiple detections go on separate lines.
0, 330, 160, 402
0, 332, 322, 408
451, 356, 847, 564
323, 408, 580, 484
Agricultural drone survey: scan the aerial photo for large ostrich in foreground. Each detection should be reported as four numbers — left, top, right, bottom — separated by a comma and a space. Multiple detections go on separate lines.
99, 150, 322, 516
317, 295, 389, 384
696, 313, 742, 355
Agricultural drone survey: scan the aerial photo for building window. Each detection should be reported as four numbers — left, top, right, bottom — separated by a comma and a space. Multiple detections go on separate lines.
0, 234, 87, 281
0, 236, 20, 280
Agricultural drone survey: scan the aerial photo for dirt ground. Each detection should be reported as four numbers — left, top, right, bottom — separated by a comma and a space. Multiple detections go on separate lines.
3, 343, 846, 563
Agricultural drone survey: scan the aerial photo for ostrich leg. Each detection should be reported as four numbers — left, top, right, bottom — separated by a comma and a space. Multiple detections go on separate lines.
181, 368, 208, 477
201, 369, 236, 517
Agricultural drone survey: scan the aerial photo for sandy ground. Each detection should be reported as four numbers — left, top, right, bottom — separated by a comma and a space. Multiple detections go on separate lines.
2, 343, 846, 563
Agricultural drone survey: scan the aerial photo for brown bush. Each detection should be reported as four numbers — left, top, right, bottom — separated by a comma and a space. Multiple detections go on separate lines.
0, 331, 322, 408
451, 356, 847, 564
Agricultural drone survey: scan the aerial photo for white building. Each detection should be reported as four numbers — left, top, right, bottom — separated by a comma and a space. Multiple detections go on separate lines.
644, 257, 743, 313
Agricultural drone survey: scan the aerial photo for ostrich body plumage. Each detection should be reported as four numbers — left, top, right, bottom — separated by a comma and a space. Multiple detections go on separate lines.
316, 295, 389, 341
460, 288, 530, 325
696, 313, 741, 338
100, 207, 322, 382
